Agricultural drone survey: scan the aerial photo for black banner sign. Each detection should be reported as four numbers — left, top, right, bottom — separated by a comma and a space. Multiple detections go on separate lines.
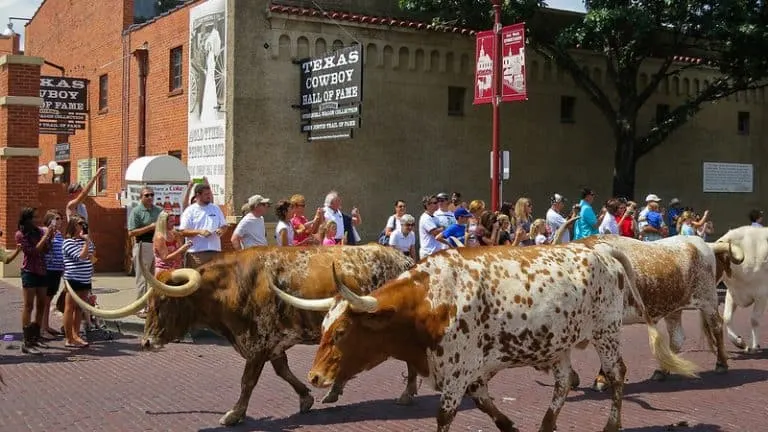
39, 76, 88, 136
55, 143, 70, 161
298, 46, 363, 141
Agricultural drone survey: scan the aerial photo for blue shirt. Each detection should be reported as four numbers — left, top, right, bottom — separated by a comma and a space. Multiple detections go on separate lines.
44, 231, 65, 271
666, 208, 682, 236
574, 200, 598, 240
441, 224, 466, 247
62, 238, 95, 283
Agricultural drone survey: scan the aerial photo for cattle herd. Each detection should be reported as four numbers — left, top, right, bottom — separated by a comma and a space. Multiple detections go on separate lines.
64, 224, 768, 432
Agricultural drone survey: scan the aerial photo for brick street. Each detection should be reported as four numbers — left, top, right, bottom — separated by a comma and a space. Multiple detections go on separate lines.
1, 281, 766, 432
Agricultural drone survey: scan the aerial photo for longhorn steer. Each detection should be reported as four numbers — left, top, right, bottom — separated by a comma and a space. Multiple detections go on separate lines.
271, 244, 698, 432
571, 234, 744, 390
64, 245, 416, 426
715, 226, 768, 353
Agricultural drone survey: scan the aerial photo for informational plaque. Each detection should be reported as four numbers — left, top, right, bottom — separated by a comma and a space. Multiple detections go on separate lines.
702, 162, 753, 193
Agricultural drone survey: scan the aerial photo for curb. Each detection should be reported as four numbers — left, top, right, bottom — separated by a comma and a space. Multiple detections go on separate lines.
102, 318, 223, 341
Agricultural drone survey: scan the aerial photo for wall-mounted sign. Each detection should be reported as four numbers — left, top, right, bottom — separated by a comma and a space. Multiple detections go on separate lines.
39, 76, 89, 136
297, 45, 363, 141
474, 23, 528, 104
55, 143, 70, 162
703, 162, 753, 193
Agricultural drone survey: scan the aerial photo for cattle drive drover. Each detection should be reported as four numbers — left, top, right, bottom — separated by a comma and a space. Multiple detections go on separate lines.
64, 244, 416, 426
272, 240, 704, 432
561, 234, 744, 390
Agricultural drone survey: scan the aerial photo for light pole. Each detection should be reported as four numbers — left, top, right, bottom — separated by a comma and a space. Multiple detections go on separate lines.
490, 0, 503, 212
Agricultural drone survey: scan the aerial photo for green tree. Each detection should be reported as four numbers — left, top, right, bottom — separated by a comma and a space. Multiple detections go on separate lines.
399, 0, 768, 198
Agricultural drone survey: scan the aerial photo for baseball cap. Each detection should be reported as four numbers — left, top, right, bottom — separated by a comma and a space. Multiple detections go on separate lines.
436, 192, 450, 200
453, 207, 472, 219
669, 198, 681, 206
645, 194, 661, 203
247, 194, 271, 207
550, 193, 567, 205
67, 183, 83, 193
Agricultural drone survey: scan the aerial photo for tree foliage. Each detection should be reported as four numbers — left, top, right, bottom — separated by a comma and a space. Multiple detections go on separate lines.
399, 0, 768, 198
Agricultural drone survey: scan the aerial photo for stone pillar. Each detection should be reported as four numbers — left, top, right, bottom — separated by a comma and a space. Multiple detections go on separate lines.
0, 54, 44, 277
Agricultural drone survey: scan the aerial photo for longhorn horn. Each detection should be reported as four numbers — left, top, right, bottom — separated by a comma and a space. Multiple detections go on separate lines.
140, 251, 202, 297
64, 280, 151, 319
267, 278, 336, 311
708, 241, 745, 265
552, 216, 579, 245
332, 263, 379, 313
451, 236, 465, 248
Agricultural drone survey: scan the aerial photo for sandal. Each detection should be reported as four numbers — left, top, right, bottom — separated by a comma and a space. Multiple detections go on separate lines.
46, 328, 62, 336
136, 310, 148, 319
65, 342, 87, 348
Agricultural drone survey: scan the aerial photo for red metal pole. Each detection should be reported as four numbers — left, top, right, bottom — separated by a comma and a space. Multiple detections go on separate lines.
490, 0, 502, 212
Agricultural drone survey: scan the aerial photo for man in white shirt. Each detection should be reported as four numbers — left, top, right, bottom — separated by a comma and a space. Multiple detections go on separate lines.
179, 184, 229, 267
419, 195, 448, 259
546, 193, 571, 243
231, 194, 270, 249
323, 190, 361, 244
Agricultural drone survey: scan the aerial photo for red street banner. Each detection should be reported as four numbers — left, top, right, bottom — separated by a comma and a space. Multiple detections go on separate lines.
473, 30, 496, 105
501, 23, 527, 102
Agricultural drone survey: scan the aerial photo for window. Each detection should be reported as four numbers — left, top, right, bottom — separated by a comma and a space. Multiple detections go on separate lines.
169, 46, 183, 92
448, 86, 466, 116
737, 111, 750, 135
168, 150, 182, 160
98, 74, 108, 111
97, 158, 107, 192
655, 104, 670, 124
560, 96, 575, 123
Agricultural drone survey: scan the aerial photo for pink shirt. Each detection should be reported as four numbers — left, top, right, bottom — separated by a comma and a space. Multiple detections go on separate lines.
322, 237, 337, 246
291, 215, 310, 245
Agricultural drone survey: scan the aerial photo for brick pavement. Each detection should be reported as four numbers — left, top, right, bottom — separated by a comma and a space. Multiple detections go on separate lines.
1, 279, 767, 432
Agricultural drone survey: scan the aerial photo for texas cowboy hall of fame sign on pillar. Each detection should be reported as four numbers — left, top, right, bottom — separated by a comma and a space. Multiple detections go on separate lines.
296, 45, 363, 141
38, 76, 88, 136
187, 0, 227, 205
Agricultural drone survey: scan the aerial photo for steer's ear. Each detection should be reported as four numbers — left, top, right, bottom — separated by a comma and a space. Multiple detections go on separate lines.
714, 252, 732, 281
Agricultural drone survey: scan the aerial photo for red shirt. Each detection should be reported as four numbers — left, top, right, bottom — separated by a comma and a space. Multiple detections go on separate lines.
291, 215, 310, 245
616, 215, 634, 238
16, 228, 47, 275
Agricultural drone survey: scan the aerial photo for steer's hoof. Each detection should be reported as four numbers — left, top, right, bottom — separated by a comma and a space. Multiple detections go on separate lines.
299, 394, 315, 413
591, 379, 608, 392
569, 371, 580, 390
395, 392, 415, 406
650, 370, 668, 382
714, 363, 729, 374
321, 390, 340, 404
745, 345, 762, 354
219, 409, 244, 426
733, 337, 747, 350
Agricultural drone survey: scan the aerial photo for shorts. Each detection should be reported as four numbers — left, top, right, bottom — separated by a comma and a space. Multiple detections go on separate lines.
46, 270, 64, 297
66, 279, 92, 292
20, 271, 47, 289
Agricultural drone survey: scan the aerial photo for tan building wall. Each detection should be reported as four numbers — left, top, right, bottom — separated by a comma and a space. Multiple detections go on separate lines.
228, 1, 766, 240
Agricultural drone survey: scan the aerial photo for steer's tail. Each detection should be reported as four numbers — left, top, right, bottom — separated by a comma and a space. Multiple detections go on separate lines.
597, 244, 699, 378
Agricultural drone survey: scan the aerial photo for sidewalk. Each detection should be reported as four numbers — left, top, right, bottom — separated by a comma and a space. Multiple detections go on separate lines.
1, 274, 220, 340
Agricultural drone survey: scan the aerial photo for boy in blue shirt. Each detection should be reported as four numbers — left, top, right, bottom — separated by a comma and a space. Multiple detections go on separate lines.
438, 207, 472, 247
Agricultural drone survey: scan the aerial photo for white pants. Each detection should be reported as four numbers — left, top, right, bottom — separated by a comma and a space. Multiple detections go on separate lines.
133, 242, 155, 300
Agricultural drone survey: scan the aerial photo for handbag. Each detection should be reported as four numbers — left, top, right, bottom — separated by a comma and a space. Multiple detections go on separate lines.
377, 216, 397, 245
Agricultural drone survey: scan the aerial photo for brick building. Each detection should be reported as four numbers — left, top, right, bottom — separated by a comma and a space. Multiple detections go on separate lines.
21, 0, 768, 272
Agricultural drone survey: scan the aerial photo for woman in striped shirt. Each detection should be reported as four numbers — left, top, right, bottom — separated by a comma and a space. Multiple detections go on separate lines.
42, 210, 65, 339
61, 215, 94, 348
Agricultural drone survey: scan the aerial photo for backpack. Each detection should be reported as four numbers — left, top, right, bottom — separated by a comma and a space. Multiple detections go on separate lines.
377, 216, 397, 245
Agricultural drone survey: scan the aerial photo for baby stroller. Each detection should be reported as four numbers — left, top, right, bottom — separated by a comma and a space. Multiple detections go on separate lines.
56, 290, 114, 341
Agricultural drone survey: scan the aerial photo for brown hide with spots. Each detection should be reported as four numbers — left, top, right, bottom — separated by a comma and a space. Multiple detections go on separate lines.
145, 245, 413, 352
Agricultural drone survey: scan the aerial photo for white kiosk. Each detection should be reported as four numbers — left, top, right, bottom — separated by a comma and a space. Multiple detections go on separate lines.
121, 155, 191, 221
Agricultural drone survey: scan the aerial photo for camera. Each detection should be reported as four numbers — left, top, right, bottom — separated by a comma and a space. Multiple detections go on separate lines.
81, 222, 89, 235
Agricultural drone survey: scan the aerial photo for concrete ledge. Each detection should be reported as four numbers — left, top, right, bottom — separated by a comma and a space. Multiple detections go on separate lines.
0, 146, 42, 158
0, 260, 20, 277
0, 96, 43, 107
0, 55, 45, 66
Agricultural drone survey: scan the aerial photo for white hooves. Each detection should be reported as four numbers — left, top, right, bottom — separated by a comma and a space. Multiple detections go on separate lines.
745, 345, 762, 354
219, 409, 244, 426
395, 392, 415, 405
321, 390, 340, 404
733, 337, 747, 350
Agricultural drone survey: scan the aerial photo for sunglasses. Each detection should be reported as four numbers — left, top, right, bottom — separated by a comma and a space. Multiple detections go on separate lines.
404, 223, 415, 227
144, 193, 155, 197
294, 204, 305, 207
428, 201, 438, 205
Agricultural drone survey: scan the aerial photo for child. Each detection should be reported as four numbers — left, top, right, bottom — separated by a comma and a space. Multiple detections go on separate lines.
530, 218, 548, 245
320, 220, 340, 246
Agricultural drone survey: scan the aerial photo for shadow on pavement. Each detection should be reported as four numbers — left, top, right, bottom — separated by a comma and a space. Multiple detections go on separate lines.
190, 394, 473, 432
622, 424, 725, 432
0, 333, 141, 366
